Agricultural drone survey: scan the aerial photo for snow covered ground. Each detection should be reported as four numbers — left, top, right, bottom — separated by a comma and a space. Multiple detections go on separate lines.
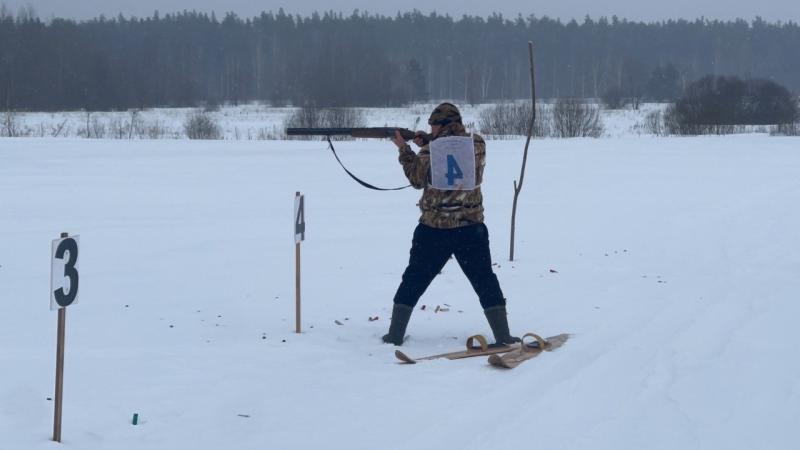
1, 132, 799, 449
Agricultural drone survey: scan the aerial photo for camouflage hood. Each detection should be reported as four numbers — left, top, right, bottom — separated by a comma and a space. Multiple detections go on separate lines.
428, 102, 463, 127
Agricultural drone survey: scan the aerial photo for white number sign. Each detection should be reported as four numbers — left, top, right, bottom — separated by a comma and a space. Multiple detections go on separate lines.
294, 194, 305, 243
429, 135, 477, 191
50, 235, 80, 310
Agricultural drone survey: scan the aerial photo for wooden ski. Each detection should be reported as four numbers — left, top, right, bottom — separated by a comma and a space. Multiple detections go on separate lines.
487, 333, 569, 369
395, 335, 515, 364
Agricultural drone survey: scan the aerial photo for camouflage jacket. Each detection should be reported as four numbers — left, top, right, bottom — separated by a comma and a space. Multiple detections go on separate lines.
398, 124, 486, 229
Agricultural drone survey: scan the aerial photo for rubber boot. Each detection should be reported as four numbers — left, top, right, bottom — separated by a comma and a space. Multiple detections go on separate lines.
382, 304, 413, 346
483, 305, 521, 345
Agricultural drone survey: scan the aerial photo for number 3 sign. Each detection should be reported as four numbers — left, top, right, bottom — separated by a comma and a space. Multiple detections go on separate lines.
50, 235, 80, 310
429, 135, 477, 191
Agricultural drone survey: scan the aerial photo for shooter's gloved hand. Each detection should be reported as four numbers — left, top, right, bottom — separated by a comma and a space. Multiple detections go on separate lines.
393, 130, 411, 149
413, 131, 429, 148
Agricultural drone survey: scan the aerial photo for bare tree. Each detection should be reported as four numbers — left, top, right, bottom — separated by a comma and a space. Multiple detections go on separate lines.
184, 110, 222, 139
1, 110, 22, 137
478, 102, 551, 138
552, 99, 603, 138
772, 121, 800, 136
50, 119, 68, 138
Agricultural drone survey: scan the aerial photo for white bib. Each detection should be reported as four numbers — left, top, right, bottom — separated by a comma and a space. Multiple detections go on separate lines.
429, 135, 477, 191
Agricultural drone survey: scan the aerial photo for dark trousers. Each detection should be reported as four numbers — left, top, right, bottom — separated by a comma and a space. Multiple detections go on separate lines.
393, 223, 505, 309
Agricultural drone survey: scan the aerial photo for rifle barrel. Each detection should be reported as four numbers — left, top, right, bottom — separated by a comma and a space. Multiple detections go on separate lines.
285, 127, 426, 142
286, 128, 357, 136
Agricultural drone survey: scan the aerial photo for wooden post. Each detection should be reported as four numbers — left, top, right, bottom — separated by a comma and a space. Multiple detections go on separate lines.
510, 42, 537, 262
53, 307, 66, 442
295, 192, 301, 334
295, 241, 301, 333
53, 231, 68, 443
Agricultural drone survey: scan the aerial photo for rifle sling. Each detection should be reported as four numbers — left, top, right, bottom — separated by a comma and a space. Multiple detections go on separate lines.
326, 137, 411, 191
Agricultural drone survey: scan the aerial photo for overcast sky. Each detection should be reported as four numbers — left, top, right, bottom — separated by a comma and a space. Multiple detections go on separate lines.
3, 0, 799, 23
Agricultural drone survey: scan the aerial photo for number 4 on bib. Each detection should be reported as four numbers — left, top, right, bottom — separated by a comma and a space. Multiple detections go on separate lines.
445, 154, 464, 186
430, 136, 477, 191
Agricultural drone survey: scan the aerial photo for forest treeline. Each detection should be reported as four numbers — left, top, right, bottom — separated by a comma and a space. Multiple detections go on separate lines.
1, 5, 799, 110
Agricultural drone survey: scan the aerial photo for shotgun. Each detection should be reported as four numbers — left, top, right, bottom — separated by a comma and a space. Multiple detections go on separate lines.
286, 127, 430, 145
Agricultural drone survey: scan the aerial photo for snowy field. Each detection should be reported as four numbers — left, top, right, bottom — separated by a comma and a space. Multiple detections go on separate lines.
2, 132, 800, 449
7, 102, 669, 140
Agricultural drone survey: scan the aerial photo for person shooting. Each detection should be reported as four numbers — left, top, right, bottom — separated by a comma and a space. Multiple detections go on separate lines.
382, 102, 520, 347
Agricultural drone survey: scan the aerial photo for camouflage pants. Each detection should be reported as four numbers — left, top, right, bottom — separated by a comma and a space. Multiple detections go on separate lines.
393, 223, 505, 309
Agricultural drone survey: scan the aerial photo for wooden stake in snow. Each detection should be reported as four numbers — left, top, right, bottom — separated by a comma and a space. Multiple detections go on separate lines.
50, 231, 80, 443
53, 306, 66, 442
294, 192, 306, 333
509, 42, 537, 262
